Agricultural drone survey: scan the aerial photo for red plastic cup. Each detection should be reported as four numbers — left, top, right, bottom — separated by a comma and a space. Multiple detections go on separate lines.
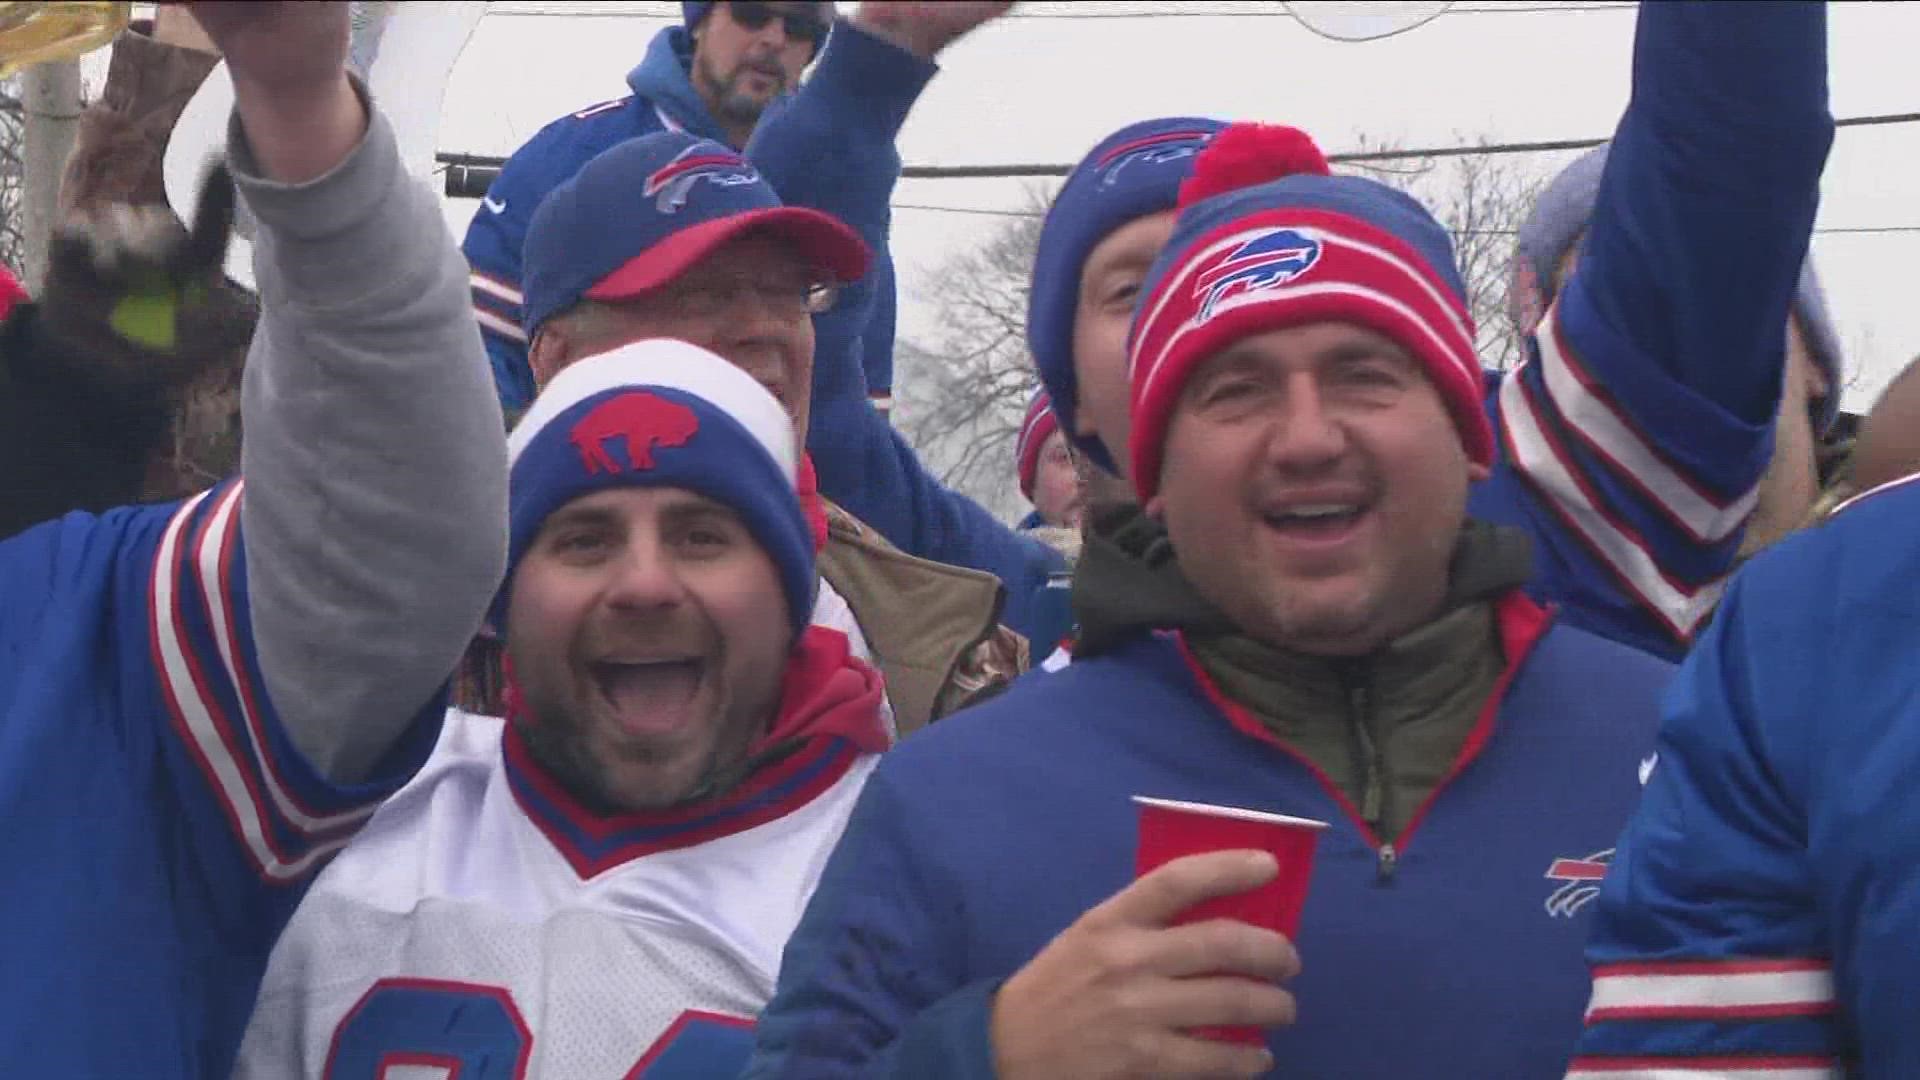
1133, 795, 1329, 1045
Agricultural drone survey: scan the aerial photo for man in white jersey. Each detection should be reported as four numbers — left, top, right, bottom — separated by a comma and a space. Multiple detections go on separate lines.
233, 340, 891, 1078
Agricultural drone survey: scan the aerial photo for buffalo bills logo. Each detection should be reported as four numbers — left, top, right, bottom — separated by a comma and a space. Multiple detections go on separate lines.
1192, 228, 1323, 322
644, 145, 761, 213
1543, 848, 1613, 918
570, 391, 701, 474
1095, 130, 1213, 188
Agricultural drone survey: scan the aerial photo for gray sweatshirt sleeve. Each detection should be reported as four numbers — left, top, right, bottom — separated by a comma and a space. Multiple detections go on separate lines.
230, 88, 509, 784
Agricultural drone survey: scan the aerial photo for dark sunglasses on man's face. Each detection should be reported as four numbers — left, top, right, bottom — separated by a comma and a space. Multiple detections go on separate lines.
727, 1, 829, 50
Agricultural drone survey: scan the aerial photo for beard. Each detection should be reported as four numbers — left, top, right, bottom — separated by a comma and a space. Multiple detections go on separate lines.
699, 54, 789, 125
512, 678, 746, 815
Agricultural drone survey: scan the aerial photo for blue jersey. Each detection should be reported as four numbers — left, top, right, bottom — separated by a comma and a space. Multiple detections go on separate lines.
1467, 0, 1831, 662
746, 597, 1674, 1078
0, 482, 443, 1077
1569, 473, 1920, 1080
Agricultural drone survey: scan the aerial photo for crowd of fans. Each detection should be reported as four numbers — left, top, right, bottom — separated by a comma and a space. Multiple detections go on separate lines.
2, 2, 1916, 1077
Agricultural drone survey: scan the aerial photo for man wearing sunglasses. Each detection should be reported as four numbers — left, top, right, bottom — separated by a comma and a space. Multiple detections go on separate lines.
468, 0, 920, 420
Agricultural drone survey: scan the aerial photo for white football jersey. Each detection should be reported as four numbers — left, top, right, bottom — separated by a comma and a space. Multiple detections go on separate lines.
231, 707, 877, 1079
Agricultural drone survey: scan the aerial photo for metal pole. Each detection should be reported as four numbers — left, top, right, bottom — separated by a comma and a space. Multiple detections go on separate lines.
20, 59, 83, 290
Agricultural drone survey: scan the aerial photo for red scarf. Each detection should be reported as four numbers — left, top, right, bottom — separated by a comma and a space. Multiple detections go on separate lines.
797, 452, 830, 553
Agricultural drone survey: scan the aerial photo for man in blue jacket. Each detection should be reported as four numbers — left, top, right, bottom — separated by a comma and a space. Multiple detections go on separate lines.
464, 0, 917, 415
1568, 470, 1920, 1079
739, 119, 1682, 1080
1034, 0, 1831, 667
744, 7, 1827, 1075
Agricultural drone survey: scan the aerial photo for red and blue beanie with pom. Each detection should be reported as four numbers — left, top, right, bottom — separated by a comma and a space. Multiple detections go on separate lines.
1014, 389, 1060, 501
1126, 122, 1491, 500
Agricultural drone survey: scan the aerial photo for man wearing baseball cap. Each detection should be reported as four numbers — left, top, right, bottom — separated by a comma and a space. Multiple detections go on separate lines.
513, 127, 1032, 734
746, 4, 1827, 1076
466, 2, 1000, 424
236, 341, 892, 1078
465, 0, 833, 414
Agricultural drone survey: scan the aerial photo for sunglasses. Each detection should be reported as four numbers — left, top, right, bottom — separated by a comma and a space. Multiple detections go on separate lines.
726, 1, 829, 50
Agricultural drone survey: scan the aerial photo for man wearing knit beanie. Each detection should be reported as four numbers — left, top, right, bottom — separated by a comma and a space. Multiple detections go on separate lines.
1510, 140, 1844, 571
750, 126, 1671, 1080
236, 341, 894, 1079
1014, 390, 1085, 532
747, 4, 1826, 1077
513, 71, 1042, 731
1027, 116, 1228, 504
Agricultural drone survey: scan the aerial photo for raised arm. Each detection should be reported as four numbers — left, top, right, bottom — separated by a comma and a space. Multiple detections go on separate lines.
1488, 0, 1832, 655
206, 1, 508, 783
746, 4, 1064, 639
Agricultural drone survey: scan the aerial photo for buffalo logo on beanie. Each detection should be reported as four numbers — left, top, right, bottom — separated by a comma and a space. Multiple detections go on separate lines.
569, 392, 701, 473
1193, 228, 1323, 322
644, 144, 760, 214
1096, 129, 1216, 189
1128, 122, 1493, 501
500, 339, 816, 637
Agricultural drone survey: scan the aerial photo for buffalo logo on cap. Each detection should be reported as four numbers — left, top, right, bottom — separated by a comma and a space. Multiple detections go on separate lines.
1192, 227, 1323, 323
1095, 129, 1213, 189
644, 144, 761, 213
570, 391, 701, 474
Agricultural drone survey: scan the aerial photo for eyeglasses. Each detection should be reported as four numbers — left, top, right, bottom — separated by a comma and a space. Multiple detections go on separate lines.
660, 274, 841, 320
726, 2, 829, 50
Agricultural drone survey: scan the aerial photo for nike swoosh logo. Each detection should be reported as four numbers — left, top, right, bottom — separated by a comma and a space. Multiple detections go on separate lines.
483, 195, 507, 214
1638, 754, 1658, 786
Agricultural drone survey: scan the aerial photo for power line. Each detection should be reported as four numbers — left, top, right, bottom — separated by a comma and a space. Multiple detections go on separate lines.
889, 202, 1920, 237
440, 111, 1920, 195
485, 2, 1637, 19
1000, 3, 1638, 18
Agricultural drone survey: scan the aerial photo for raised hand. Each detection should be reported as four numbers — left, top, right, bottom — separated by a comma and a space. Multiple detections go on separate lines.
177, 1, 363, 183
851, 1, 1014, 59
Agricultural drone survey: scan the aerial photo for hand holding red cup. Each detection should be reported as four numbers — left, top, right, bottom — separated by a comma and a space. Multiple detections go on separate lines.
1134, 795, 1329, 1044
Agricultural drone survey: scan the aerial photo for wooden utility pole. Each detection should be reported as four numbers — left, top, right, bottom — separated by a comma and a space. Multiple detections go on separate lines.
20, 58, 82, 289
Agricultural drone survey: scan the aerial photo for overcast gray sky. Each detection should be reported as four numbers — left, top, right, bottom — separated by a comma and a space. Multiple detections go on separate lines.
424, 0, 1920, 410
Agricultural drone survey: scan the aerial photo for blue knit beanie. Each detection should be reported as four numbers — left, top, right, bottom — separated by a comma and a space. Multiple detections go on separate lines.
1028, 117, 1226, 474
497, 339, 814, 638
1512, 143, 1845, 432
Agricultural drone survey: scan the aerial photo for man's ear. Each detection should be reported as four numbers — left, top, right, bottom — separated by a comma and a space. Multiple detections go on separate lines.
528, 323, 571, 391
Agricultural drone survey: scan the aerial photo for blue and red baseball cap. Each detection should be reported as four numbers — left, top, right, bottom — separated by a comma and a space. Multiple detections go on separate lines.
521, 131, 871, 339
